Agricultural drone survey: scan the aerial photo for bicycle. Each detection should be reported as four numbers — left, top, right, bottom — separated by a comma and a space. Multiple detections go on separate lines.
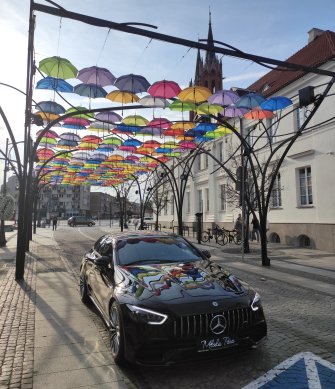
201, 225, 227, 246
223, 229, 242, 245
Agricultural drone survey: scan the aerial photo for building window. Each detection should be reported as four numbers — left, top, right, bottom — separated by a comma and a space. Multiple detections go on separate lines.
217, 141, 224, 162
270, 173, 282, 207
220, 184, 226, 211
186, 192, 190, 213
298, 167, 313, 205
197, 189, 203, 212
205, 153, 209, 169
296, 107, 309, 131
164, 197, 168, 215
170, 196, 174, 215
205, 188, 209, 212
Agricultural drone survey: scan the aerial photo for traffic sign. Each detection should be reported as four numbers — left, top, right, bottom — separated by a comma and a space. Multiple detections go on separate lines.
0, 195, 15, 219
242, 352, 335, 389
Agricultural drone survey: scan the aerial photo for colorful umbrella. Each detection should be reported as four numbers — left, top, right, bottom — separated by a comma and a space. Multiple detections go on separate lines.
35, 101, 65, 115
244, 108, 274, 120
208, 89, 239, 106
196, 102, 223, 115
74, 83, 107, 98
36, 77, 73, 93
77, 65, 116, 86
65, 106, 95, 119
260, 96, 293, 111
39, 56, 78, 79
220, 106, 248, 118
168, 100, 196, 112
147, 118, 171, 129
114, 74, 150, 94
138, 95, 170, 108
95, 111, 122, 123
178, 86, 212, 103
106, 90, 139, 104
235, 92, 266, 109
138, 126, 164, 136
63, 117, 91, 126
122, 115, 149, 126
148, 80, 181, 99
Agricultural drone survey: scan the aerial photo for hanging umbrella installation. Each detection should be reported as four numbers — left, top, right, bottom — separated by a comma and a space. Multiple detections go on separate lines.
39, 56, 78, 79
74, 83, 107, 99
114, 74, 150, 94
36, 77, 73, 93
148, 80, 181, 99
77, 65, 116, 86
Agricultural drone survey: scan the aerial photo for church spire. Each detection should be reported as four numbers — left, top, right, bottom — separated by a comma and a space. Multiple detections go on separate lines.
205, 8, 215, 64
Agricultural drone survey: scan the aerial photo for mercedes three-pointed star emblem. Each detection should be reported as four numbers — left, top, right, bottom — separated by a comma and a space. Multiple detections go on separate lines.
210, 315, 227, 335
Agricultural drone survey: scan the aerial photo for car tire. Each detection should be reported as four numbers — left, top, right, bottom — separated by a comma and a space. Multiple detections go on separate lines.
109, 301, 125, 364
88, 222, 93, 227
79, 274, 90, 304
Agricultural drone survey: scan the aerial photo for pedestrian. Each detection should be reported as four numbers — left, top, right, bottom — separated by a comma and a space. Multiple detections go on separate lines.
52, 216, 58, 231
251, 216, 260, 242
234, 214, 243, 238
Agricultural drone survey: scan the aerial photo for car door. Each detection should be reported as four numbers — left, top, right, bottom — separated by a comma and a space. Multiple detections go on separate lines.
93, 239, 115, 316
85, 236, 107, 306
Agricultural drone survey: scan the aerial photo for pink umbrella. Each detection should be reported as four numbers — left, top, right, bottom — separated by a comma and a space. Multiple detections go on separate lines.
147, 118, 171, 129
148, 80, 181, 99
244, 108, 274, 120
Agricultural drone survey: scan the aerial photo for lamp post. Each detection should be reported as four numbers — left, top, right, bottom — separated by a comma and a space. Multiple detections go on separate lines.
0, 138, 10, 247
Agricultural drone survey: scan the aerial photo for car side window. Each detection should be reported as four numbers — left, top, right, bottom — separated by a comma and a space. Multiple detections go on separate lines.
94, 236, 107, 252
98, 240, 113, 258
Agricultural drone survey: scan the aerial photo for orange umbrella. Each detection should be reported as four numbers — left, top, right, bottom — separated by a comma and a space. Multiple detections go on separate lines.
244, 108, 274, 120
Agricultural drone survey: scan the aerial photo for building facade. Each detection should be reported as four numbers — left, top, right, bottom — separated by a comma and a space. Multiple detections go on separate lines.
158, 28, 335, 253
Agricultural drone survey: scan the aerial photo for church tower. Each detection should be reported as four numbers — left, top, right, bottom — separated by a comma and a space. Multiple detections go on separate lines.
192, 11, 223, 93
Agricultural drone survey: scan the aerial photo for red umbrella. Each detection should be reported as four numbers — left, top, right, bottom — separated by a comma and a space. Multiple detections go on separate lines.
148, 80, 181, 99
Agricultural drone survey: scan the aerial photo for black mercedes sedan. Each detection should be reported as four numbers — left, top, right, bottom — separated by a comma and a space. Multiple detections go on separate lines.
79, 231, 267, 365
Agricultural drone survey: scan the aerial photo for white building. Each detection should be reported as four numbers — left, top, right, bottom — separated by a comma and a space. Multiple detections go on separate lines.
158, 28, 335, 253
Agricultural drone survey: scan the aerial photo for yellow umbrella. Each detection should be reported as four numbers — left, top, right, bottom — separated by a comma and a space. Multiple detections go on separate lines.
122, 115, 149, 126
106, 90, 139, 104
178, 86, 212, 103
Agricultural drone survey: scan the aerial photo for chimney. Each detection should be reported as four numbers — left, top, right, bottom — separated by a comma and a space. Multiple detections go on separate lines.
308, 28, 324, 44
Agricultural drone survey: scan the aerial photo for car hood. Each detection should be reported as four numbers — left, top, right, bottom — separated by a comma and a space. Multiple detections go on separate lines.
118, 260, 248, 301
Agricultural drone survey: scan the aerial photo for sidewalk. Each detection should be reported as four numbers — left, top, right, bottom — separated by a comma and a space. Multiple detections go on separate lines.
0, 227, 334, 388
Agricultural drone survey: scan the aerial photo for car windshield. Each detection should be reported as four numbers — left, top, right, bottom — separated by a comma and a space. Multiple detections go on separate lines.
116, 236, 203, 266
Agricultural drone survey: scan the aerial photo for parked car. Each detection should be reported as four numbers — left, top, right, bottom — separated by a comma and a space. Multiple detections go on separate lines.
79, 231, 267, 365
67, 216, 95, 227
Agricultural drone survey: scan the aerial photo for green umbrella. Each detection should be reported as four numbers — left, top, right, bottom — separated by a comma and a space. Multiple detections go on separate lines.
39, 56, 78, 79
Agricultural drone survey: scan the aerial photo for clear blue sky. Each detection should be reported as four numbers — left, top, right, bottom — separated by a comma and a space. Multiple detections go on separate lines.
1, 0, 335, 183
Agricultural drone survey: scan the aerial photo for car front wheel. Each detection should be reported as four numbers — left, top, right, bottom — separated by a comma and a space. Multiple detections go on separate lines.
79, 274, 90, 304
109, 301, 125, 364
88, 222, 93, 227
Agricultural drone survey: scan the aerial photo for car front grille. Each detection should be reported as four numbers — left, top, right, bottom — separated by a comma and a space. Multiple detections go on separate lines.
173, 307, 257, 338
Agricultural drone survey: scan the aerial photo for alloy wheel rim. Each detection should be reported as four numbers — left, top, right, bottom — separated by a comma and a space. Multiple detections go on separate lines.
110, 305, 120, 354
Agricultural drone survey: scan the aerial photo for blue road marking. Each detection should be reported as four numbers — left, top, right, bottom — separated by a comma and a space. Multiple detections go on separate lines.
242, 352, 335, 389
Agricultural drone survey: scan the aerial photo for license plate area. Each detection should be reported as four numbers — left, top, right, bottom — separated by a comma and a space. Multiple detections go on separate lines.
197, 336, 237, 352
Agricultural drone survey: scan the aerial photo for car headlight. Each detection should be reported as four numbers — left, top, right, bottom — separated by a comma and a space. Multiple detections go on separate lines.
126, 304, 168, 325
251, 292, 262, 311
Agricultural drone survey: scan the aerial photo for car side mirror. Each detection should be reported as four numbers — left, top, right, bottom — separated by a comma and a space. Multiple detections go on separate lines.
201, 250, 211, 259
94, 256, 111, 267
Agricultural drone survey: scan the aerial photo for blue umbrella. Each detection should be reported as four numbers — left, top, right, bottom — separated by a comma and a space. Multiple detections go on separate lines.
193, 123, 217, 132
114, 73, 150, 93
260, 96, 293, 111
35, 101, 65, 115
74, 83, 107, 98
235, 92, 266, 109
36, 77, 73, 93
